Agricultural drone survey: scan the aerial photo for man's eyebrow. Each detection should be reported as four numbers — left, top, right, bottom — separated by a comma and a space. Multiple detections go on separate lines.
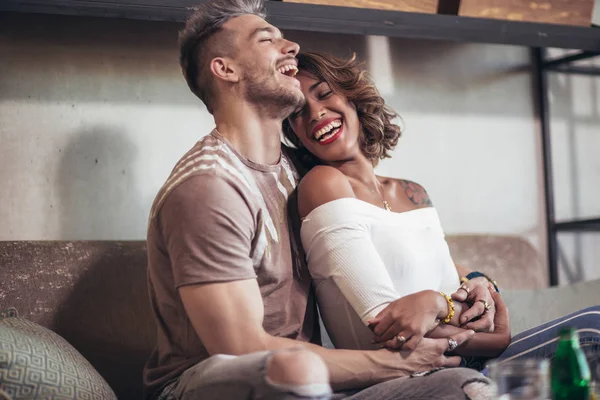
249, 26, 284, 39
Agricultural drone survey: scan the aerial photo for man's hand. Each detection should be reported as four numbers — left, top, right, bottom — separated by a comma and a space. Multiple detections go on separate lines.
368, 290, 449, 351
452, 277, 496, 332
377, 329, 476, 375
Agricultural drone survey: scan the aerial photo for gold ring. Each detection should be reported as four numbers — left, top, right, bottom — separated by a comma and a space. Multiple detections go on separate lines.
458, 286, 470, 295
478, 300, 491, 312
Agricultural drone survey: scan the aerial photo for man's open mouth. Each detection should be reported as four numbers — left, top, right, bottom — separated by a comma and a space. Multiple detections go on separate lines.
278, 64, 298, 77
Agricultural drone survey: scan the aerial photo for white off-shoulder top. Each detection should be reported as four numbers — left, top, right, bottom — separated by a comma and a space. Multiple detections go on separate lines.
301, 198, 459, 350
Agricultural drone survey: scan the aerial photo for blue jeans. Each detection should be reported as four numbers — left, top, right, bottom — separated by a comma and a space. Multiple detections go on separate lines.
463, 305, 600, 380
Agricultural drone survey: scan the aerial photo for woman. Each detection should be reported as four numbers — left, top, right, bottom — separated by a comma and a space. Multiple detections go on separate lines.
282, 51, 600, 373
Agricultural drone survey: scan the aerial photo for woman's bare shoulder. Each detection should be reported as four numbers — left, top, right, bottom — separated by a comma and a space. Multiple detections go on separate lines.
298, 166, 356, 219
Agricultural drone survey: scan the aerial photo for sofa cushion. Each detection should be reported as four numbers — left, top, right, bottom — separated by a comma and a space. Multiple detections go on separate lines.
0, 316, 117, 400
446, 234, 547, 290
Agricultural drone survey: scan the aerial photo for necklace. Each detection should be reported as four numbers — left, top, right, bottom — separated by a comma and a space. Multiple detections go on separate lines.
383, 199, 392, 212
375, 180, 392, 212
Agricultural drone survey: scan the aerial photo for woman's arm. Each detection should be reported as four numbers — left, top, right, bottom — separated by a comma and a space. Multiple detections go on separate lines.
299, 166, 448, 347
392, 178, 499, 333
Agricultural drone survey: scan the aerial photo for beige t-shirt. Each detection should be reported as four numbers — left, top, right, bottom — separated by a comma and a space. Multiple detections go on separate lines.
143, 130, 317, 399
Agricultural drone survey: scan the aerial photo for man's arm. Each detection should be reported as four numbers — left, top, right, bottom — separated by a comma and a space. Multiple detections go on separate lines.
180, 278, 471, 391
179, 280, 394, 391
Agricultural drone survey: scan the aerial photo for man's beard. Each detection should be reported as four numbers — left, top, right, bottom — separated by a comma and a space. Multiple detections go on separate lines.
242, 67, 304, 119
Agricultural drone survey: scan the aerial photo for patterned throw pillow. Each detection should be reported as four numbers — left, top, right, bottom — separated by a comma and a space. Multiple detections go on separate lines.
0, 317, 116, 400
0, 388, 11, 400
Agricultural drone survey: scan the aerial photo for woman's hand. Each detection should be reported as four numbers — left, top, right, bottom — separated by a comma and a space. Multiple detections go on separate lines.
368, 290, 450, 350
420, 291, 510, 357
452, 277, 496, 332
453, 290, 511, 357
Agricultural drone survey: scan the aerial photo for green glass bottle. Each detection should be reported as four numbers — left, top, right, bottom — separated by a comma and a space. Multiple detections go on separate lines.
551, 327, 591, 400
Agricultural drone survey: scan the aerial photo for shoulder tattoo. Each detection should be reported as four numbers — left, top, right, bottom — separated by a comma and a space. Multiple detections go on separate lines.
399, 180, 433, 207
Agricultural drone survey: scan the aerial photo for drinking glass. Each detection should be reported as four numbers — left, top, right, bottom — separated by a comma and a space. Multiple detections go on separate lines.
488, 359, 550, 400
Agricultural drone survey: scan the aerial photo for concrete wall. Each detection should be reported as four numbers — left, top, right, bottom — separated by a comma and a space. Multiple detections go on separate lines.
1, 12, 598, 283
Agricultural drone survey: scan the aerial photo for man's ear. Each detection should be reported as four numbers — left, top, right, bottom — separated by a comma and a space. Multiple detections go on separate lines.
210, 57, 240, 83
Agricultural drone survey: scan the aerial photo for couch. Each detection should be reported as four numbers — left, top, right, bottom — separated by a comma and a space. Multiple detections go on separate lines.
1, 237, 599, 399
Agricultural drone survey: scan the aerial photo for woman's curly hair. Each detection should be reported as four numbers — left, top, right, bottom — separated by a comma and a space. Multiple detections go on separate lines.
282, 52, 402, 167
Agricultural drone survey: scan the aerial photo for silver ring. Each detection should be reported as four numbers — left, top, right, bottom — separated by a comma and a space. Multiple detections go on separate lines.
458, 286, 470, 295
447, 338, 458, 352
396, 335, 406, 345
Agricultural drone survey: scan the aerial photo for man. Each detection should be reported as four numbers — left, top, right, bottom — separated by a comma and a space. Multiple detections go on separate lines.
143, 0, 495, 398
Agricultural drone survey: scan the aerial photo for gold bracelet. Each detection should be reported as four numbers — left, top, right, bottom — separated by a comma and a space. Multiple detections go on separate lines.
439, 292, 455, 324
459, 276, 469, 284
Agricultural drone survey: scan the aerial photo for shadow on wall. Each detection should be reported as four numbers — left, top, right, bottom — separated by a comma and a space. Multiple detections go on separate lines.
57, 126, 145, 240
43, 241, 154, 399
